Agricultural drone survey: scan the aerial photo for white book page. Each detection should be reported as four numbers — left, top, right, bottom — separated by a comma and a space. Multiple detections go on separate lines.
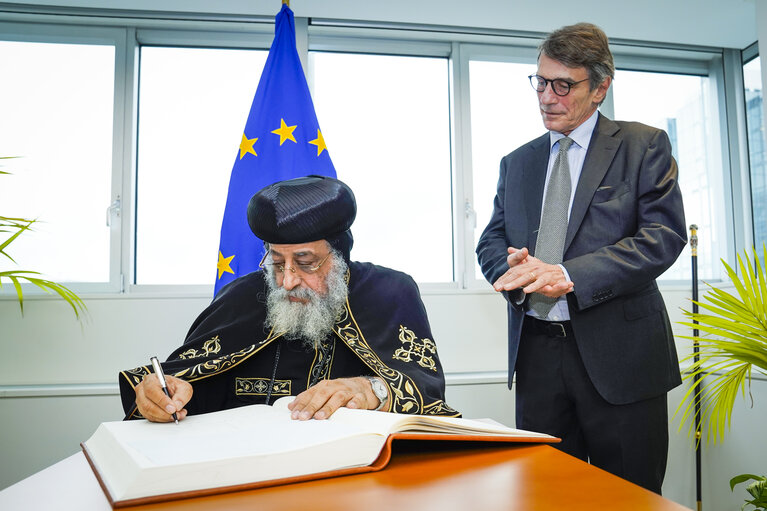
107, 402, 384, 467
314, 400, 554, 439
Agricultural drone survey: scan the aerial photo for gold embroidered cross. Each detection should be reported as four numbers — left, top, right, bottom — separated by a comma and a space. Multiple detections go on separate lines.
393, 325, 437, 371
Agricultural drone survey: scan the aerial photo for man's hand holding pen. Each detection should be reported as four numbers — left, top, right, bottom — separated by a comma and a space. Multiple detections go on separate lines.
134, 373, 193, 423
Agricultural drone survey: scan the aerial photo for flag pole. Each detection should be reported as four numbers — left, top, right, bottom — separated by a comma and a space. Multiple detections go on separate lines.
283, 0, 289, 6
689, 223, 702, 511
214, 1, 337, 294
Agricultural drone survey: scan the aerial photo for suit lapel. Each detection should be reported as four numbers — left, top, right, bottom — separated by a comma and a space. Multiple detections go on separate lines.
522, 133, 550, 253
564, 113, 621, 252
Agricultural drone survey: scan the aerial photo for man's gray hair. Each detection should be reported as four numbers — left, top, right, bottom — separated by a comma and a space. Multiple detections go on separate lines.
539, 22, 615, 92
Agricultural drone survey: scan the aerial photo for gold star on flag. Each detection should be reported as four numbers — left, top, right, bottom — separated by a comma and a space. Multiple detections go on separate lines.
308, 130, 328, 156
239, 134, 258, 159
271, 118, 297, 145
217, 251, 235, 279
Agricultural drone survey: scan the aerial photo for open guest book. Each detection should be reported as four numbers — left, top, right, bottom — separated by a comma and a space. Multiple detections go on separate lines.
81, 397, 558, 508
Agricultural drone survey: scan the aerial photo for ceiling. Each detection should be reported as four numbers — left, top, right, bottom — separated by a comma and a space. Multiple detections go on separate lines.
5, 0, 761, 50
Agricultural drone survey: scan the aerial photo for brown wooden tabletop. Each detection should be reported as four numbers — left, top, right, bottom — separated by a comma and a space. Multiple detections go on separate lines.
125, 441, 691, 511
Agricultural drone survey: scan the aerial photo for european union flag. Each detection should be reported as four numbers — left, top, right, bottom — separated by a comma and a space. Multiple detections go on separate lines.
214, 4, 336, 295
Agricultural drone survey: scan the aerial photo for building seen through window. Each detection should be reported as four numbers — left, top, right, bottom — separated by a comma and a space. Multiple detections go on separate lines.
612, 70, 726, 281
744, 57, 766, 251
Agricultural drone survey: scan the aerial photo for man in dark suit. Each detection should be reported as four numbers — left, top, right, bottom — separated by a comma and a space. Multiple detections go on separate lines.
476, 23, 686, 494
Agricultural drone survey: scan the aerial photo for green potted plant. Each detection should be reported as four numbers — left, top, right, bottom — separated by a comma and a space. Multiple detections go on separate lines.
730, 474, 766, 511
1, 158, 86, 318
676, 245, 767, 509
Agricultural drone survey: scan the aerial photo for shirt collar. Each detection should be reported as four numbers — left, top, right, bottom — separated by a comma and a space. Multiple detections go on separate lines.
549, 109, 599, 150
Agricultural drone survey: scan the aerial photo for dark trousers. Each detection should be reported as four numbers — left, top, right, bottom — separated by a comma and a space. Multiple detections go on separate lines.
515, 318, 669, 494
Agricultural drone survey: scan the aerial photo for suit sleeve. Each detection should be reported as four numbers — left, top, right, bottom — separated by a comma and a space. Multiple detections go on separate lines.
563, 129, 687, 311
476, 156, 525, 305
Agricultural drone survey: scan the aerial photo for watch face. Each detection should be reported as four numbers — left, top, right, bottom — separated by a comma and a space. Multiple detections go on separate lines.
370, 378, 387, 401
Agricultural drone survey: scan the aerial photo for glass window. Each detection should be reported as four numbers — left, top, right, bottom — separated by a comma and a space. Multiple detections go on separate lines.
310, 52, 453, 283
0, 40, 114, 283
743, 57, 766, 250
469, 59, 542, 280
135, 46, 267, 285
612, 70, 725, 280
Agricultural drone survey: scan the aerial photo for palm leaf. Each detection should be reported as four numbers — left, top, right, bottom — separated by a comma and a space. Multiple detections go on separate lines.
0, 218, 35, 262
0, 270, 87, 319
675, 246, 767, 444
1, 165, 86, 321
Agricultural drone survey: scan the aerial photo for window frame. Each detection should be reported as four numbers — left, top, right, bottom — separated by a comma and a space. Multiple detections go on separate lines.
458, 41, 739, 289
0, 10, 755, 298
0, 20, 130, 295
740, 42, 761, 255
306, 34, 456, 290
128, 29, 273, 295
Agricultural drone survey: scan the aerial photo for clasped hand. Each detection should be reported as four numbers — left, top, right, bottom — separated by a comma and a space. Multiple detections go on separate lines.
492, 246, 574, 298
134, 374, 383, 423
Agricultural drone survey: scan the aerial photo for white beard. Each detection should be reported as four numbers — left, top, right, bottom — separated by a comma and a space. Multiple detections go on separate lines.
264, 253, 348, 349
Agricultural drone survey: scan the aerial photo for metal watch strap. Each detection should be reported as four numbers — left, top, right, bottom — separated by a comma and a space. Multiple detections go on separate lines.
365, 376, 388, 411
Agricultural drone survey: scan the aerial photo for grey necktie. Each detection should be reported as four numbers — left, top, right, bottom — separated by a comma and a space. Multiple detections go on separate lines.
529, 136, 574, 318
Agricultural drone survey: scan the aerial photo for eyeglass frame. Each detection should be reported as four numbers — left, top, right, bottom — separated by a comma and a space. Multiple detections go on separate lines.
259, 250, 332, 276
528, 74, 590, 97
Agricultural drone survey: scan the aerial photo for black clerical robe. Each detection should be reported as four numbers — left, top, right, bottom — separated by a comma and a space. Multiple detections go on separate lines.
119, 262, 458, 418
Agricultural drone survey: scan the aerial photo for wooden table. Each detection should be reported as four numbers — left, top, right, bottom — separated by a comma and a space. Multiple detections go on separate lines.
0, 441, 691, 510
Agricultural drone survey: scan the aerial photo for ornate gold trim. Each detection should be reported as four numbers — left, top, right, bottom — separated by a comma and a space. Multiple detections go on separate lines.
178, 336, 222, 360
236, 377, 291, 396
334, 299, 447, 414
393, 325, 438, 372
174, 328, 284, 383
307, 336, 336, 388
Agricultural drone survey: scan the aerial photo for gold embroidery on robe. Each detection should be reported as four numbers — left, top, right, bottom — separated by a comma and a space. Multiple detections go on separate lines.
236, 377, 291, 396
393, 325, 438, 372
173, 328, 284, 382
307, 336, 336, 388
333, 299, 458, 416
423, 400, 460, 416
121, 366, 152, 390
178, 336, 222, 360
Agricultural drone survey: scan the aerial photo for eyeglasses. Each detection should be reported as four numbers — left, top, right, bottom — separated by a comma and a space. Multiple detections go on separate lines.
259, 251, 331, 276
528, 74, 589, 96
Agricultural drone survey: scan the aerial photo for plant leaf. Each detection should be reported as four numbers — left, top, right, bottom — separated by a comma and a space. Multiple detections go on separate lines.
674, 247, 767, 444
1, 164, 86, 321
732, 475, 760, 492
0, 271, 87, 320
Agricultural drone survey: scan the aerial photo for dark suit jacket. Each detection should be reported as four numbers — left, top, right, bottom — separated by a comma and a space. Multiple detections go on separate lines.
476, 113, 687, 405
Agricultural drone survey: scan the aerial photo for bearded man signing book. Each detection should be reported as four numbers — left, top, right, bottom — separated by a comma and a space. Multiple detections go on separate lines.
119, 175, 458, 422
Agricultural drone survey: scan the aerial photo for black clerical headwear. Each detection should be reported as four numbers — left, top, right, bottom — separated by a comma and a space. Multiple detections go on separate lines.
247, 175, 356, 260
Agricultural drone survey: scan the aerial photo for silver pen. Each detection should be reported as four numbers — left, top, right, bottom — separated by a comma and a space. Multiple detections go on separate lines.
150, 356, 179, 424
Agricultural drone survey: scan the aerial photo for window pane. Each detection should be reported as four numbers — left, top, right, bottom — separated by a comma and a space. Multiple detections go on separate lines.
311, 52, 452, 283
0, 40, 114, 283
136, 47, 267, 285
744, 57, 766, 250
469, 60, 542, 280
613, 70, 725, 280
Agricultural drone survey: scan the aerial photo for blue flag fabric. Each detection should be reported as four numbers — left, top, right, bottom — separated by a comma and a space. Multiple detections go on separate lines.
214, 4, 336, 295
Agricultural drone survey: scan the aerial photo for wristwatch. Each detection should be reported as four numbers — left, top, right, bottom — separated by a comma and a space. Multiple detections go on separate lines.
365, 376, 388, 411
